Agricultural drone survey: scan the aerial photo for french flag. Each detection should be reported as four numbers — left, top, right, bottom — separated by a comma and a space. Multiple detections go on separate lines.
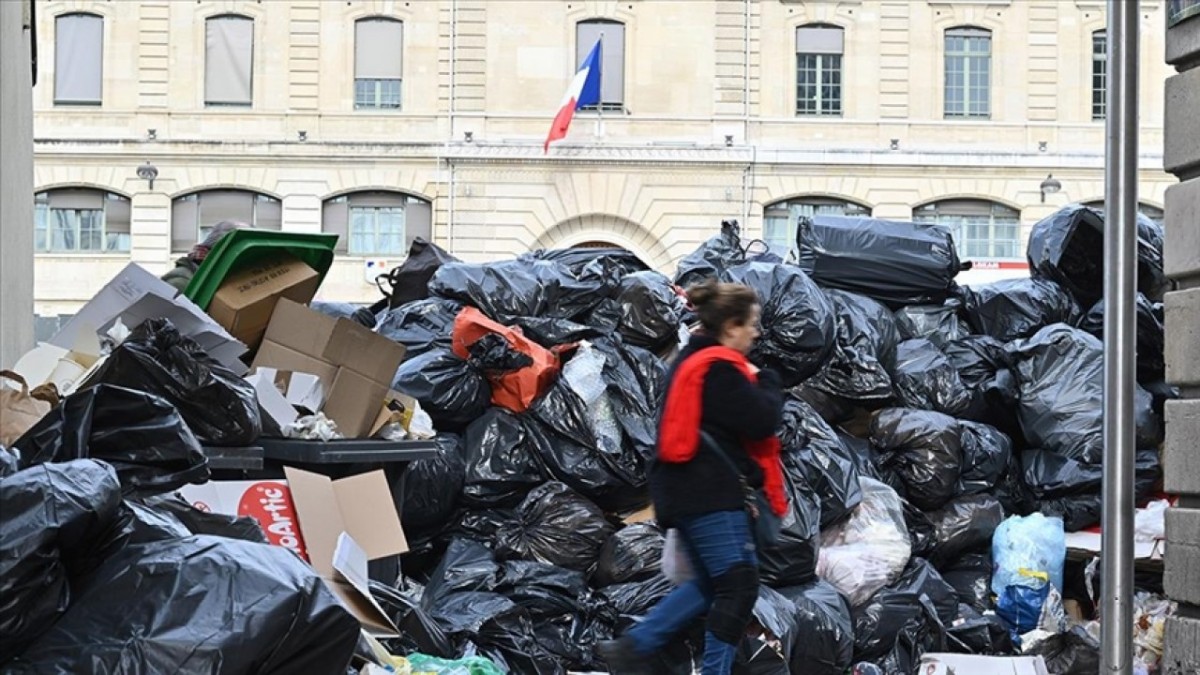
544, 40, 602, 153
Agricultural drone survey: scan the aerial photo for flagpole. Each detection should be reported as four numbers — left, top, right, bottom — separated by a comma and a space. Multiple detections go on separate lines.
596, 32, 604, 140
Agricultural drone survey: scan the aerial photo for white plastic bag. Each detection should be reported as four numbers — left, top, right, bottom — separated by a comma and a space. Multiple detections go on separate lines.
662, 528, 694, 585
816, 477, 912, 606
562, 342, 622, 453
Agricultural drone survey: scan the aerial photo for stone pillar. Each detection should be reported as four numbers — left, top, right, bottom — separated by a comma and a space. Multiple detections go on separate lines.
0, 0, 34, 367
129, 191, 172, 274
1162, 4, 1200, 673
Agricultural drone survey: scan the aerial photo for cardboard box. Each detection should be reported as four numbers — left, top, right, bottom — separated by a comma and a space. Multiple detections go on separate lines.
207, 254, 321, 351
254, 299, 406, 438
178, 480, 309, 561
919, 654, 1050, 675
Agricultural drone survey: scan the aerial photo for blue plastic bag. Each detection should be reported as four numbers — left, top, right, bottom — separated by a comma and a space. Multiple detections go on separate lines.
991, 513, 1066, 596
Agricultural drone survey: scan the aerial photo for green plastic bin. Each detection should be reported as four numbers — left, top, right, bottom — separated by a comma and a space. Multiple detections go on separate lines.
183, 229, 339, 310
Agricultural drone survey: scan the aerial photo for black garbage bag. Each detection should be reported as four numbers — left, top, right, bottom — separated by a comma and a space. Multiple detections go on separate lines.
493, 482, 616, 573
1027, 204, 1170, 308
942, 336, 1021, 434
809, 289, 900, 402
960, 277, 1081, 342
721, 261, 836, 386
496, 560, 611, 671
395, 433, 466, 535
393, 349, 491, 432
795, 215, 962, 308
513, 316, 605, 349
423, 538, 503, 607
378, 237, 461, 309
889, 339, 972, 417
376, 297, 462, 358
0, 445, 18, 477
136, 492, 267, 543
83, 318, 261, 445
851, 558, 957, 671
903, 499, 939, 561
426, 591, 563, 675
461, 408, 548, 508
793, 384, 857, 426
1026, 625, 1101, 675
759, 453, 823, 588
370, 580, 457, 657
776, 580, 856, 675
443, 509, 517, 549
310, 300, 376, 328
894, 299, 971, 348
594, 522, 665, 587
430, 257, 620, 325
0, 460, 123, 662
957, 421, 1014, 496
13, 384, 209, 495
1078, 293, 1165, 384
614, 271, 685, 352
737, 586, 800, 674
467, 333, 535, 373
778, 397, 863, 528
7, 535, 359, 674
869, 408, 963, 511
591, 337, 668, 458
924, 495, 1005, 569
940, 549, 993, 613
532, 246, 651, 278
675, 220, 746, 287
946, 603, 1016, 655
597, 573, 676, 623
1008, 324, 1161, 463
1027, 449, 1162, 532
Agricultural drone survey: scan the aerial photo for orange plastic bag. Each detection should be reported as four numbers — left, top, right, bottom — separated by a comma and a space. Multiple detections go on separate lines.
451, 307, 560, 414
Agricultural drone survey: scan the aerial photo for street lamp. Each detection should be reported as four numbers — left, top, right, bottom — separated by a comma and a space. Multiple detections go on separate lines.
136, 161, 159, 191
1039, 174, 1062, 203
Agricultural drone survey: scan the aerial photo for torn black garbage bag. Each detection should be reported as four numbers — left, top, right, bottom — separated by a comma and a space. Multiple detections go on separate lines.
379, 237, 461, 309
778, 397, 863, 528
869, 408, 963, 511
0, 460, 123, 662
376, 297, 462, 359
493, 482, 616, 573
795, 215, 962, 308
1008, 324, 1161, 463
889, 339, 972, 417
1078, 293, 1165, 384
13, 384, 209, 494
1027, 204, 1170, 308
614, 271, 685, 352
924, 494, 1005, 569
721, 261, 836, 386
84, 318, 261, 445
776, 580, 856, 675
594, 522, 664, 587
674, 220, 746, 288
7, 535, 360, 674
429, 257, 620, 325
851, 558, 957, 670
759, 453, 823, 588
809, 289, 900, 402
393, 349, 491, 432
461, 408, 548, 508
960, 277, 1081, 342
394, 433, 466, 535
894, 298, 971, 348
939, 550, 994, 613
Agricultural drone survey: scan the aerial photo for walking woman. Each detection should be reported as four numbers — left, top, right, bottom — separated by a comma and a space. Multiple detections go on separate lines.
598, 279, 788, 674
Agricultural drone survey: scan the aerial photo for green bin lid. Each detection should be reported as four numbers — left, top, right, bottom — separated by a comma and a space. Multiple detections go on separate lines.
183, 229, 339, 310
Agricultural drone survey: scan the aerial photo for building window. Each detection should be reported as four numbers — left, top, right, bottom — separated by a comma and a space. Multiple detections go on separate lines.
795, 25, 843, 116
322, 191, 433, 256
576, 19, 625, 112
34, 189, 130, 253
944, 27, 991, 119
355, 18, 403, 110
54, 13, 103, 105
1093, 30, 1107, 120
205, 15, 254, 107
170, 190, 281, 252
914, 199, 1020, 260
763, 196, 871, 256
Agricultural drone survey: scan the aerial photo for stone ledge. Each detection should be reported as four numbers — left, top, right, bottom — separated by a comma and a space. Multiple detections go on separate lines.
1165, 178, 1200, 285
1165, 400, 1200, 496
1165, 68, 1200, 179
1166, 288, 1200, 388
1163, 614, 1200, 675
1165, 508, 1200, 605
1168, 13, 1200, 71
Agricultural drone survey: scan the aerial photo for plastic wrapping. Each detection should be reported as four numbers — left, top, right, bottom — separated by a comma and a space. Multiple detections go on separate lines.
84, 318, 261, 445
818, 478, 913, 607
925, 494, 1005, 569
1078, 293, 1165, 384
889, 339, 972, 417
461, 409, 548, 508
430, 257, 620, 325
795, 215, 962, 308
674, 220, 746, 288
894, 299, 971, 348
613, 271, 685, 352
809, 289, 900, 401
493, 482, 616, 573
721, 261, 837, 386
379, 238, 461, 309
778, 397, 863, 528
960, 278, 1081, 342
13, 384, 209, 495
759, 452, 823, 588
594, 522, 664, 586
393, 349, 491, 432
940, 549, 993, 612
850, 559, 957, 671
7, 535, 360, 674
1008, 324, 1161, 463
776, 580, 857, 675
396, 434, 467, 535
869, 408, 963, 511
376, 298, 463, 359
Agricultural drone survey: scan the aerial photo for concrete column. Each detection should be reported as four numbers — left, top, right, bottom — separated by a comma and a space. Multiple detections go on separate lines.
281, 194, 322, 234
1161, 6, 1200, 673
0, 0, 35, 367
129, 191, 172, 274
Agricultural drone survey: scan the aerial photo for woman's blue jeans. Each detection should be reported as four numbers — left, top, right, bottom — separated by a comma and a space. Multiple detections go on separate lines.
626, 509, 758, 675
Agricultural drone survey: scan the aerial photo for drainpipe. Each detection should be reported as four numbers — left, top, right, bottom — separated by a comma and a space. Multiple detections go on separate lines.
743, 0, 751, 139
447, 0, 458, 251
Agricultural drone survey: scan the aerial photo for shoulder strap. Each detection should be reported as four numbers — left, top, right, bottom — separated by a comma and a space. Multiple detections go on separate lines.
698, 430, 747, 480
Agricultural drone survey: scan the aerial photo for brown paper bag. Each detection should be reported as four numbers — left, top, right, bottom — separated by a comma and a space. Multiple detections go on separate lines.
1, 370, 52, 446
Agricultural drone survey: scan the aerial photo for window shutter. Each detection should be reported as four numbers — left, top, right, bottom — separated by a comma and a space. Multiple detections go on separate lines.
323, 199, 350, 253
795, 26, 843, 55
405, 199, 433, 247
171, 197, 199, 252
577, 21, 624, 105
47, 189, 103, 210
55, 14, 103, 103
355, 19, 403, 80
205, 16, 254, 105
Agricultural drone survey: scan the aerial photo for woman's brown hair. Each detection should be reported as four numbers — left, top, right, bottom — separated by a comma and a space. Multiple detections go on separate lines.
686, 279, 759, 335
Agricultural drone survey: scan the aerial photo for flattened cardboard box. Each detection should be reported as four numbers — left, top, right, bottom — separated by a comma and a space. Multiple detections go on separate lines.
208, 254, 321, 351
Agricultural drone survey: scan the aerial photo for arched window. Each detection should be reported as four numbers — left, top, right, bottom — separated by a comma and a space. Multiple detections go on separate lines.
322, 191, 432, 256
54, 13, 103, 105
1081, 200, 1164, 226
944, 26, 991, 119
205, 14, 254, 106
576, 19, 624, 111
763, 196, 871, 255
354, 17, 403, 109
913, 199, 1020, 259
34, 188, 130, 253
171, 189, 281, 252
795, 24, 843, 116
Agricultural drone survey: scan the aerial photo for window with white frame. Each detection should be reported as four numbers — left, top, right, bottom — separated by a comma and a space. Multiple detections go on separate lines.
1092, 30, 1107, 120
913, 199, 1020, 259
944, 27, 991, 119
322, 191, 433, 256
355, 18, 403, 110
763, 196, 871, 256
205, 15, 254, 106
54, 13, 103, 105
795, 24, 843, 116
576, 19, 625, 112
170, 190, 281, 252
34, 188, 130, 253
